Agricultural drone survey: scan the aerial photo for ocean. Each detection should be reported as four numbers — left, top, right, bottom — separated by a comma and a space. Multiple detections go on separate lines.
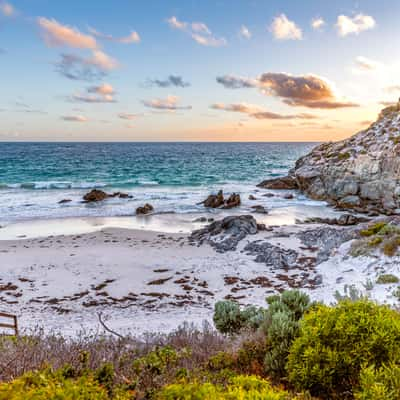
0, 142, 319, 224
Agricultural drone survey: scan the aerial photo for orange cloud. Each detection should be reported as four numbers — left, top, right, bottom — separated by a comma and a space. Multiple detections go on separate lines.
38, 17, 98, 49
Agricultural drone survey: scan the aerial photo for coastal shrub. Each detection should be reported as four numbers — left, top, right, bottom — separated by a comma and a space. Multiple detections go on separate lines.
376, 273, 399, 284
0, 368, 130, 400
213, 301, 266, 335
334, 284, 365, 302
157, 375, 295, 399
382, 236, 400, 256
360, 222, 387, 237
262, 290, 311, 380
132, 346, 190, 398
355, 363, 400, 400
287, 299, 400, 398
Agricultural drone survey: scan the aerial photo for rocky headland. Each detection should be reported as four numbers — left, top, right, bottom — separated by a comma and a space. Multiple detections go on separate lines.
258, 102, 400, 215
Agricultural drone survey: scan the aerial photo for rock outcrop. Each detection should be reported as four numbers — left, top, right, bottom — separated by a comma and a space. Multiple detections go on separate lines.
258, 102, 400, 215
200, 190, 241, 209
189, 215, 260, 252
83, 190, 132, 202
136, 203, 154, 215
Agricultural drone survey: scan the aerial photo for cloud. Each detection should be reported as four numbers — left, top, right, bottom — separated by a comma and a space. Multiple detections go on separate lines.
354, 56, 382, 71
72, 83, 116, 103
149, 75, 190, 88
216, 75, 257, 89
210, 102, 317, 120
88, 27, 140, 44
118, 113, 140, 120
0, 1, 14, 17
61, 115, 88, 122
311, 17, 325, 30
239, 25, 251, 39
216, 72, 359, 109
270, 14, 302, 40
385, 85, 400, 94
167, 15, 227, 47
142, 95, 192, 110
258, 72, 359, 108
167, 16, 187, 30
55, 51, 118, 81
38, 17, 98, 49
336, 14, 376, 37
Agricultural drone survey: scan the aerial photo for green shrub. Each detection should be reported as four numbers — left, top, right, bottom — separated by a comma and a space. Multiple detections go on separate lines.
376, 274, 399, 284
157, 375, 295, 399
360, 222, 387, 237
0, 369, 130, 400
287, 299, 400, 398
263, 291, 311, 380
213, 301, 266, 335
355, 363, 400, 400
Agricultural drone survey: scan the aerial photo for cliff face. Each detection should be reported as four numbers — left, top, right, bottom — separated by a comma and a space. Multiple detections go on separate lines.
259, 103, 400, 214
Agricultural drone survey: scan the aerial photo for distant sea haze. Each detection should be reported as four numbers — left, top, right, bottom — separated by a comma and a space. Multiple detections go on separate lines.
0, 142, 316, 223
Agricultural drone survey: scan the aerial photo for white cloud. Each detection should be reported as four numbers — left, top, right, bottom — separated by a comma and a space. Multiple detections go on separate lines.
354, 56, 382, 71
270, 14, 302, 40
88, 27, 140, 44
191, 22, 211, 34
118, 113, 140, 120
72, 83, 116, 103
0, 1, 14, 17
167, 15, 227, 47
239, 25, 251, 39
38, 17, 98, 49
311, 17, 325, 30
142, 95, 192, 110
336, 14, 376, 37
167, 16, 187, 30
61, 115, 88, 122
89, 50, 118, 71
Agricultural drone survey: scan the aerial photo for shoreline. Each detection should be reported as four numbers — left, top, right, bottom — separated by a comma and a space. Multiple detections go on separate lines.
0, 200, 340, 241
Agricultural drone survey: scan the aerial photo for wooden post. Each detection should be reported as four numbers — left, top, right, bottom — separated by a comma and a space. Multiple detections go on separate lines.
0, 312, 18, 336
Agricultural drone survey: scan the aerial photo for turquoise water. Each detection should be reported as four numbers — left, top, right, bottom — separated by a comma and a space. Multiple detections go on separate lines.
0, 142, 317, 223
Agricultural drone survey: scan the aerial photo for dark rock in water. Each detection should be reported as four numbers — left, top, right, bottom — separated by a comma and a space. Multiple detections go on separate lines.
248, 194, 257, 200
244, 241, 298, 269
202, 190, 225, 208
283, 193, 294, 199
251, 205, 268, 214
112, 192, 132, 199
58, 199, 72, 204
83, 189, 109, 202
257, 176, 298, 190
136, 203, 154, 215
189, 215, 259, 252
262, 193, 275, 197
222, 193, 241, 209
303, 214, 369, 226
200, 190, 241, 209
83, 190, 132, 202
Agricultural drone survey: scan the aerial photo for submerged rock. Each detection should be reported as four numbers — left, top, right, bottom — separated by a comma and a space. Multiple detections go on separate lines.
58, 199, 72, 204
189, 215, 259, 252
258, 101, 400, 214
136, 203, 154, 215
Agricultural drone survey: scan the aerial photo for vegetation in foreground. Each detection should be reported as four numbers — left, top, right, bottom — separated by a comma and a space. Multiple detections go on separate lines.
1, 291, 400, 399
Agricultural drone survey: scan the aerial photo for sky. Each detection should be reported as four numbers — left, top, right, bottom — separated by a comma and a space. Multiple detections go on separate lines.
1, 0, 400, 142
